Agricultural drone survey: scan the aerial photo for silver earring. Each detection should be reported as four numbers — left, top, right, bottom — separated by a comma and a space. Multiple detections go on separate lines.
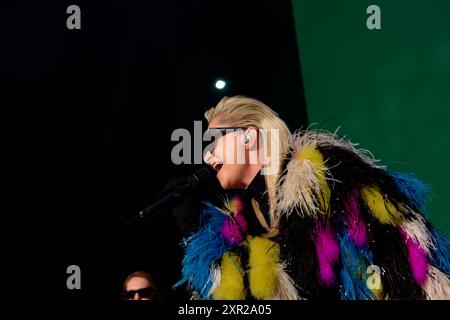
244, 134, 251, 143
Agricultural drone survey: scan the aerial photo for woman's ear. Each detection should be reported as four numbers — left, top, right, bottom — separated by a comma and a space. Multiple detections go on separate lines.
244, 127, 258, 150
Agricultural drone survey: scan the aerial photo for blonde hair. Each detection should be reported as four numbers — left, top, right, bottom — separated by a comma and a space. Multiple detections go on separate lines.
204, 96, 291, 226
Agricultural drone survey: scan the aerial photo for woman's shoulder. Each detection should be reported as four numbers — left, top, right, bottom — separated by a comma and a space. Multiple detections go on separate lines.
274, 129, 450, 300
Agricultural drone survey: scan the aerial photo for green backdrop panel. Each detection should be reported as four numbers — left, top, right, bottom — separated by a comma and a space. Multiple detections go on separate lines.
292, 0, 450, 232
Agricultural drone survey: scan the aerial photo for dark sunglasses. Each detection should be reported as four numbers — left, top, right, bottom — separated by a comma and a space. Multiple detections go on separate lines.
204, 127, 247, 154
123, 287, 156, 299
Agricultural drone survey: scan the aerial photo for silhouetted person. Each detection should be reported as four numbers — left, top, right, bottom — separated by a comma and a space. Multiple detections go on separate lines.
122, 271, 160, 300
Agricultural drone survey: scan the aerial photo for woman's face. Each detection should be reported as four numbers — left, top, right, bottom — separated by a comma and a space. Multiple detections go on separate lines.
203, 117, 255, 190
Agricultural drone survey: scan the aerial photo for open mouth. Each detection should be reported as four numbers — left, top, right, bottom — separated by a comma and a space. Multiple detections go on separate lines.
212, 163, 223, 172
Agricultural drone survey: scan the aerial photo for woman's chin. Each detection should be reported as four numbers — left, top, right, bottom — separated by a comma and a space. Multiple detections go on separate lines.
218, 178, 234, 190
217, 174, 246, 190
216, 171, 232, 190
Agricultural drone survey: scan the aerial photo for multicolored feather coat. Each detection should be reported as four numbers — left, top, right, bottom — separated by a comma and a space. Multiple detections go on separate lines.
174, 130, 450, 300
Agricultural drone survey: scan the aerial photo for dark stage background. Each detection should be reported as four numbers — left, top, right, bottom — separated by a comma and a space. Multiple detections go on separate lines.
2, 1, 307, 299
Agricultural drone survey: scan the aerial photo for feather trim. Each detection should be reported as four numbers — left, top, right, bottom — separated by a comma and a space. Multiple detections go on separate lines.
366, 220, 425, 299
247, 236, 280, 299
273, 128, 385, 226
338, 230, 376, 300
428, 225, 450, 275
399, 228, 429, 286
390, 171, 432, 215
208, 264, 222, 297
313, 222, 340, 286
345, 189, 367, 247
271, 263, 302, 300
174, 202, 231, 299
220, 209, 248, 246
274, 145, 329, 221
212, 252, 246, 300
423, 266, 450, 300
361, 186, 403, 225
292, 128, 384, 169
400, 211, 434, 255
296, 145, 331, 214
278, 212, 325, 299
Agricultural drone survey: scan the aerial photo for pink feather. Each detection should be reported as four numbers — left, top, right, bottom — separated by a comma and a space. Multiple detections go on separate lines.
220, 196, 247, 245
345, 189, 367, 247
314, 222, 340, 285
399, 228, 429, 286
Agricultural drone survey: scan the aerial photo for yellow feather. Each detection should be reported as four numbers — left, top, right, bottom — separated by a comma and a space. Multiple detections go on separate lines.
247, 236, 280, 299
296, 145, 331, 214
371, 283, 385, 300
212, 252, 246, 300
361, 186, 403, 225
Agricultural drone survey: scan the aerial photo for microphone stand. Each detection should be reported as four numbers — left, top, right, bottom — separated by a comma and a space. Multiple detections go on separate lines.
126, 169, 209, 225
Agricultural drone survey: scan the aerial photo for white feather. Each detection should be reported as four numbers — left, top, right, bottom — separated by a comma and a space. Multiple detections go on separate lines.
271, 263, 303, 300
423, 266, 450, 300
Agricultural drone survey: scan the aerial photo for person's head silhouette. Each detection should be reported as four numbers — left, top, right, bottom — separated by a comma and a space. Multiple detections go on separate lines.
122, 271, 160, 300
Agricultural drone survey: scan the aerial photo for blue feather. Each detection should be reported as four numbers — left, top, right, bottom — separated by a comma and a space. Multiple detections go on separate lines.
429, 226, 450, 276
173, 202, 232, 299
338, 230, 376, 300
390, 171, 431, 216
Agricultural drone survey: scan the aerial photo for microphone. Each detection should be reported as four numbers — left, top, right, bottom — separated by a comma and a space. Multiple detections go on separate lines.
126, 168, 214, 225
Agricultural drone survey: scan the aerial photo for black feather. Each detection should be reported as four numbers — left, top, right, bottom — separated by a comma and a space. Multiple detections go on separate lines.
318, 144, 416, 221
279, 208, 340, 300
363, 210, 425, 300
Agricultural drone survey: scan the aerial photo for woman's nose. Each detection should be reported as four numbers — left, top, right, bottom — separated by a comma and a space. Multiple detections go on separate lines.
204, 151, 213, 165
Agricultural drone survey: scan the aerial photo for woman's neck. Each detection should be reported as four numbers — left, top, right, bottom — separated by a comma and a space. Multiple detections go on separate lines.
242, 163, 264, 189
